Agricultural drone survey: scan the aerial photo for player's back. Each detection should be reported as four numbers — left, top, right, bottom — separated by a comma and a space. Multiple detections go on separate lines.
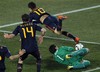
29, 8, 50, 22
15, 23, 41, 52
54, 46, 75, 65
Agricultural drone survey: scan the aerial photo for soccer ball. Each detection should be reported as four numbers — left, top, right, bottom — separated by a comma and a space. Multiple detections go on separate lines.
75, 43, 84, 50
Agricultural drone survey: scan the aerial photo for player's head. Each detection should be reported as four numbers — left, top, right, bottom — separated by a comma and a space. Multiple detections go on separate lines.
21, 14, 29, 22
49, 44, 57, 54
28, 2, 36, 10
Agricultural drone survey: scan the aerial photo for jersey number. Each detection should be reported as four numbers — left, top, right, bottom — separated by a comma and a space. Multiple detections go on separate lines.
0, 56, 2, 60
34, 8, 45, 15
22, 27, 34, 38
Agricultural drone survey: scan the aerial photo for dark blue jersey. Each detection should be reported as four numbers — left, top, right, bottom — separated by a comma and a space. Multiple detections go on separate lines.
29, 8, 61, 31
29, 8, 50, 23
0, 46, 11, 69
13, 23, 42, 53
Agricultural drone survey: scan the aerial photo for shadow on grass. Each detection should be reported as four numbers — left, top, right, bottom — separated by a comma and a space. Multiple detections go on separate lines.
42, 56, 66, 71
11, 55, 37, 66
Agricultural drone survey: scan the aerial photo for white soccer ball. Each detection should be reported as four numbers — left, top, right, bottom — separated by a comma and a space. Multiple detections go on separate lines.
75, 43, 84, 50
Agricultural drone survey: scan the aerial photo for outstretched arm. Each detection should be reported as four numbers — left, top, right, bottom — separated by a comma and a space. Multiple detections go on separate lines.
4, 33, 15, 39
38, 28, 46, 44
4, 26, 19, 39
67, 60, 90, 70
9, 49, 26, 60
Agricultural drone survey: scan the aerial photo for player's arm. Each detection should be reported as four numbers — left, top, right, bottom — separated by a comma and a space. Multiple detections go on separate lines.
4, 26, 19, 39
5, 47, 25, 60
61, 46, 75, 52
35, 24, 46, 44
4, 33, 15, 39
60, 46, 74, 59
38, 28, 46, 44
40, 28, 46, 36
9, 49, 26, 60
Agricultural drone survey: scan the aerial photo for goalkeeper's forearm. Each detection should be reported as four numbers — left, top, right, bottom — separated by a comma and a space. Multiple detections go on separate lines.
9, 54, 20, 60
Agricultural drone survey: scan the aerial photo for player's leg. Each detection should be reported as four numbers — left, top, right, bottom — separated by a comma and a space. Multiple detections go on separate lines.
82, 60, 91, 67
68, 60, 90, 69
17, 58, 23, 72
43, 16, 61, 35
0, 69, 5, 72
61, 31, 80, 44
17, 53, 28, 72
71, 48, 89, 57
66, 48, 89, 59
57, 15, 67, 29
31, 50, 41, 72
57, 15, 80, 43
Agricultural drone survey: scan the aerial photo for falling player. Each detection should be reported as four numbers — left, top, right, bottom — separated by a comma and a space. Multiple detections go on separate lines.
28, 2, 80, 44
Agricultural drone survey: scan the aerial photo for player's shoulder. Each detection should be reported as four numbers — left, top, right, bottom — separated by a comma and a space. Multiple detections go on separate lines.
38, 7, 44, 9
60, 46, 69, 48
31, 8, 44, 12
14, 25, 20, 29
19, 23, 23, 27
60, 46, 73, 49
29, 12, 35, 15
18, 23, 28, 28
29, 12, 33, 15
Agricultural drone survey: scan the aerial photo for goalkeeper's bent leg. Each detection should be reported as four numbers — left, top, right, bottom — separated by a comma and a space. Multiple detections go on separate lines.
71, 48, 89, 57
83, 60, 91, 67
73, 60, 90, 69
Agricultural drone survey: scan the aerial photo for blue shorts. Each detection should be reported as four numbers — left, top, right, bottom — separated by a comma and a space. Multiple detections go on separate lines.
43, 16, 62, 31
20, 49, 41, 61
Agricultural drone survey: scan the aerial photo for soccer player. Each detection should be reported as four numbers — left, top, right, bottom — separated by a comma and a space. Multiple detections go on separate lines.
4, 14, 46, 72
49, 44, 90, 70
28, 2, 80, 44
0, 46, 25, 72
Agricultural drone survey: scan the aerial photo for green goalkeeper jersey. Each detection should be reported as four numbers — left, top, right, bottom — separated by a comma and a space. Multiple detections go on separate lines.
53, 46, 83, 65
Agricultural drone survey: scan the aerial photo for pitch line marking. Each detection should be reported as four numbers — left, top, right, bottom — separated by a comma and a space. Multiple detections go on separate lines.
0, 5, 100, 28
0, 30, 100, 45
82, 67, 100, 72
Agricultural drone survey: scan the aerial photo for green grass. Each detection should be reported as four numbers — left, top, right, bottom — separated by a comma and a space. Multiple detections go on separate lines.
0, 0, 100, 72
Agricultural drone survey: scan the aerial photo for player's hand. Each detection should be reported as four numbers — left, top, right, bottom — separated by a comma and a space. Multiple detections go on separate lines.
19, 49, 26, 56
4, 33, 9, 38
38, 35, 44, 44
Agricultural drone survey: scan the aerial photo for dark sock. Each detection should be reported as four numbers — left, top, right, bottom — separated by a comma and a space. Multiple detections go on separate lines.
17, 63, 23, 72
37, 60, 41, 72
61, 31, 76, 40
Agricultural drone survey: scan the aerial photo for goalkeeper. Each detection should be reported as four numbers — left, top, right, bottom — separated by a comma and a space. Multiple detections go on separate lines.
49, 44, 90, 70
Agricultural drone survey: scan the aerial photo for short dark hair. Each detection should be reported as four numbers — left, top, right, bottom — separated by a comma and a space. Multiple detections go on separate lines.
28, 2, 36, 9
21, 14, 29, 22
49, 44, 56, 54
